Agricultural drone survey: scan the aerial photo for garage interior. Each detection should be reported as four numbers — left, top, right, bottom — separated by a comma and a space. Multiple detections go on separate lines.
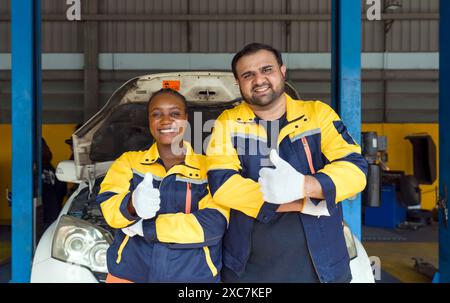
0, 0, 449, 283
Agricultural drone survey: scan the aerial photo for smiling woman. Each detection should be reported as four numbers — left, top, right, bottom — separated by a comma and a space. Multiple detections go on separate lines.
96, 88, 230, 283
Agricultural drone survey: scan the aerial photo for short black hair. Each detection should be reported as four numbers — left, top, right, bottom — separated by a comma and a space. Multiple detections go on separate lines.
231, 43, 284, 78
146, 88, 188, 117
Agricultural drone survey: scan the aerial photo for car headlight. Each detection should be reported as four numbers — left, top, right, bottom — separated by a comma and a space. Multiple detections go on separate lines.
52, 215, 113, 273
343, 223, 358, 260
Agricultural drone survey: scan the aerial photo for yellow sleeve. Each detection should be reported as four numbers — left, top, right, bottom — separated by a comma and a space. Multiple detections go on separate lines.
142, 191, 230, 247
313, 102, 368, 205
97, 153, 137, 228
206, 111, 277, 221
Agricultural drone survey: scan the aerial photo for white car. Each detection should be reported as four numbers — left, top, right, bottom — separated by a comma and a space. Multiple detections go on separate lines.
30, 72, 375, 283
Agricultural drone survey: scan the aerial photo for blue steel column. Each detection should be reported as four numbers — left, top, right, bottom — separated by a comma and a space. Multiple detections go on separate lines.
439, 0, 450, 283
11, 0, 42, 282
331, 0, 363, 239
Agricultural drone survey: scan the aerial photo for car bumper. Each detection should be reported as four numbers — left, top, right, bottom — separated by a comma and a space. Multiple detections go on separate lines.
350, 237, 375, 283
31, 257, 103, 283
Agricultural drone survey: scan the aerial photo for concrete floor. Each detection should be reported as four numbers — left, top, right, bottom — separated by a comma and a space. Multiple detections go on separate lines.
362, 223, 439, 283
364, 242, 438, 283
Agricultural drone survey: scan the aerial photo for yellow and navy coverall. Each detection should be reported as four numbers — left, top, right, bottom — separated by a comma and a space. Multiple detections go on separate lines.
97, 142, 229, 282
206, 93, 368, 283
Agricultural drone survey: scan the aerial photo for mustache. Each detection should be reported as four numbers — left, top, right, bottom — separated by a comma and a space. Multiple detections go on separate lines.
252, 82, 271, 90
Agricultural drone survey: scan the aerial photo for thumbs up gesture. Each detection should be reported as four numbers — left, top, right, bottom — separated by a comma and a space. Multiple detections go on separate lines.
131, 173, 161, 219
258, 150, 305, 204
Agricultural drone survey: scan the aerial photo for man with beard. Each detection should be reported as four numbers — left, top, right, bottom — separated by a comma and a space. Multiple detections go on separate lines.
206, 43, 368, 283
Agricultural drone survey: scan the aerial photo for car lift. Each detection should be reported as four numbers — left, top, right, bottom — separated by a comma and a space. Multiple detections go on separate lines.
331, 0, 363, 240
11, 0, 42, 283
10, 0, 450, 282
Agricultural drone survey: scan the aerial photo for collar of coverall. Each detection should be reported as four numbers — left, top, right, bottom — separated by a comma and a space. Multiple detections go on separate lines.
140, 141, 203, 179
235, 93, 305, 123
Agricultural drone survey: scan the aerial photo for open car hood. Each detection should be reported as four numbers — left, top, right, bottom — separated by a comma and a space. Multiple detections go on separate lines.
71, 71, 241, 181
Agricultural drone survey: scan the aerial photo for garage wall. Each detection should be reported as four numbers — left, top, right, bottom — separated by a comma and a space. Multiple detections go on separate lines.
0, 0, 440, 53
0, 0, 440, 125
0, 72, 439, 124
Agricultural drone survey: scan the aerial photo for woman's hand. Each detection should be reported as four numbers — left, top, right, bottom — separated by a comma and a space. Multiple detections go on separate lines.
131, 173, 161, 219
276, 197, 330, 217
122, 220, 144, 237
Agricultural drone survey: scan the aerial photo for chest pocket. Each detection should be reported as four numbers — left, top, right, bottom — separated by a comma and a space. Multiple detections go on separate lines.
185, 182, 192, 214
169, 176, 209, 214
277, 127, 323, 175
232, 132, 267, 157
291, 129, 322, 174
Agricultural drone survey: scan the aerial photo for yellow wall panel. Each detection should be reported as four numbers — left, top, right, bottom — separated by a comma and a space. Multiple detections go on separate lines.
362, 124, 439, 210
41, 124, 76, 168
0, 124, 76, 224
0, 125, 12, 224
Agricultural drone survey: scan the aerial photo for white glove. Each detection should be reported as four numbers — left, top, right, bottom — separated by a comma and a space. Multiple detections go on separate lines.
301, 197, 330, 218
258, 149, 305, 204
132, 173, 161, 219
122, 220, 144, 237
